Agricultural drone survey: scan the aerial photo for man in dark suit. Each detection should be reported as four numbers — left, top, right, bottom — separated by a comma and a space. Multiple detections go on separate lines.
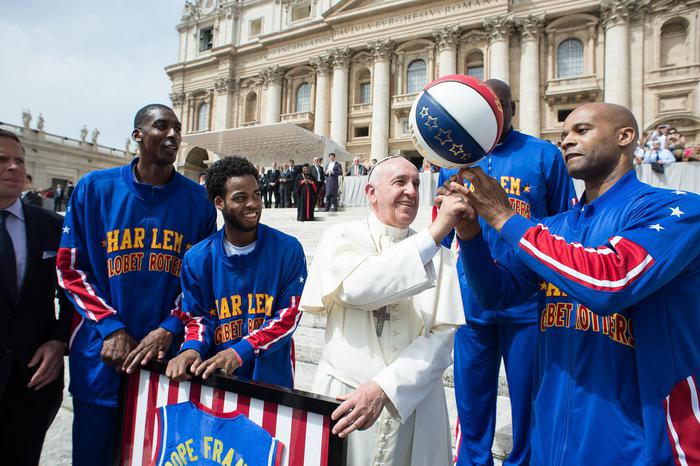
311, 157, 325, 208
279, 162, 295, 208
266, 161, 281, 208
289, 159, 301, 208
0, 129, 71, 465
324, 153, 343, 212
53, 184, 64, 212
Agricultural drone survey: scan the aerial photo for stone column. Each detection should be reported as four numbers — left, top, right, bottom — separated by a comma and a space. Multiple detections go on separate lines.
213, 77, 239, 130
484, 15, 513, 82
261, 65, 284, 124
310, 55, 331, 137
330, 47, 351, 148
433, 26, 460, 77
369, 39, 394, 160
169, 92, 187, 122
602, 0, 635, 107
517, 15, 544, 137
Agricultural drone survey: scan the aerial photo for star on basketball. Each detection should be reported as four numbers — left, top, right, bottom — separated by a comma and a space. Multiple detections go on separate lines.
424, 115, 438, 130
449, 143, 465, 158
669, 206, 684, 218
434, 128, 453, 146
418, 106, 430, 118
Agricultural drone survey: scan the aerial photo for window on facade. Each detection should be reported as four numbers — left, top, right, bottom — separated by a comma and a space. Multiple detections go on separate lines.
465, 51, 485, 80
196, 102, 209, 131
660, 19, 688, 67
245, 92, 258, 122
557, 38, 584, 78
359, 82, 371, 104
406, 59, 427, 94
249, 18, 263, 37
557, 108, 574, 122
354, 126, 370, 138
400, 118, 410, 135
199, 27, 213, 52
296, 83, 311, 113
291, 3, 311, 22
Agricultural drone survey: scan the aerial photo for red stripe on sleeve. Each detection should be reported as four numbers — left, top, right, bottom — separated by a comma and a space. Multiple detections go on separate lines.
244, 296, 301, 354
56, 247, 117, 321
666, 376, 700, 465
519, 225, 654, 291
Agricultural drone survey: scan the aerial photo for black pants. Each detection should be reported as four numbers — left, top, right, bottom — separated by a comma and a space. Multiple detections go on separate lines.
280, 184, 292, 208
0, 362, 62, 465
270, 186, 280, 207
262, 188, 271, 208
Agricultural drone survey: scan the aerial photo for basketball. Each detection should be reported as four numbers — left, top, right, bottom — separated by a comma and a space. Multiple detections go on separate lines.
409, 75, 504, 168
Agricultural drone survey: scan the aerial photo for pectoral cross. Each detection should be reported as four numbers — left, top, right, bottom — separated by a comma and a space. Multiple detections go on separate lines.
373, 306, 390, 337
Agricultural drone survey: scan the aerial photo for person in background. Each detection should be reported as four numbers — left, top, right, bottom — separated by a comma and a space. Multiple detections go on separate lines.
0, 129, 72, 466
324, 153, 342, 212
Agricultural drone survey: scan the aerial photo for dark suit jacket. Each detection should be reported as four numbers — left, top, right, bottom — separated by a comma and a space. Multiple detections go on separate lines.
311, 164, 325, 184
0, 203, 71, 403
266, 169, 281, 187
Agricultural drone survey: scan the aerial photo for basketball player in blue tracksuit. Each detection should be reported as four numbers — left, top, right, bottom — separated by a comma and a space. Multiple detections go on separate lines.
166, 156, 306, 389
153, 401, 283, 466
57, 105, 217, 465
438, 80, 575, 465
446, 103, 700, 465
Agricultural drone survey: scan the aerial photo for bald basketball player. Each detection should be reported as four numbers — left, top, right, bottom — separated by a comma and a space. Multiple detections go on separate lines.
442, 103, 700, 465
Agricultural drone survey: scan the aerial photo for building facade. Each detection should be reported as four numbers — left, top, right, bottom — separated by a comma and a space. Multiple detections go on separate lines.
1, 118, 130, 192
167, 0, 700, 165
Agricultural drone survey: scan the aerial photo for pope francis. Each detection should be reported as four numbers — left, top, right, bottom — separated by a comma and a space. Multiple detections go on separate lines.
300, 156, 467, 466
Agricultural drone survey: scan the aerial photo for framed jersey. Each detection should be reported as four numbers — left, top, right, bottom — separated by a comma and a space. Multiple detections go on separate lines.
115, 361, 346, 466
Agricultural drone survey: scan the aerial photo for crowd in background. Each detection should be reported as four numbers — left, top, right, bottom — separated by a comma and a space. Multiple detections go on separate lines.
634, 124, 700, 165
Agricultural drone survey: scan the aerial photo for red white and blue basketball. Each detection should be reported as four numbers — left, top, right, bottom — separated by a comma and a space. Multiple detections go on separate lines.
409, 75, 503, 168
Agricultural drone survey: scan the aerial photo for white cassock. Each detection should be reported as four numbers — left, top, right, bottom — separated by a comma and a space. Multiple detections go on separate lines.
300, 213, 465, 466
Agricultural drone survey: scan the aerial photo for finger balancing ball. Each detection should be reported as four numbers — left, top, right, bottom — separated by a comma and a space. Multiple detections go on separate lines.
409, 75, 503, 168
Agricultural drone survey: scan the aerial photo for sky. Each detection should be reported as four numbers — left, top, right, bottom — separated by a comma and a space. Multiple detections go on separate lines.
0, 1, 184, 150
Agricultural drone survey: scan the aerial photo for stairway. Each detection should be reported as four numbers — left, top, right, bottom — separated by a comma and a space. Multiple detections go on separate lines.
182, 122, 356, 168
259, 206, 513, 463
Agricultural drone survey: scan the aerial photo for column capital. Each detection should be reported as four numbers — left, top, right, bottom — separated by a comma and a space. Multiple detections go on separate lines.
330, 47, 352, 69
169, 91, 187, 107
433, 25, 461, 52
484, 15, 514, 43
310, 55, 332, 75
515, 14, 544, 41
214, 77, 240, 95
260, 65, 284, 88
368, 39, 395, 62
600, 0, 637, 29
